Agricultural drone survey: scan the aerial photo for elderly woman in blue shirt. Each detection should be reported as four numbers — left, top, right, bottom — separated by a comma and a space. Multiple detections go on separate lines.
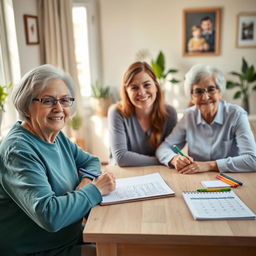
156, 64, 256, 174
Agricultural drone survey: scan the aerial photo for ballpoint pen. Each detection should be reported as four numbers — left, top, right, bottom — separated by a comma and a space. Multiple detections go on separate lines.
79, 168, 100, 179
197, 188, 231, 192
172, 145, 188, 158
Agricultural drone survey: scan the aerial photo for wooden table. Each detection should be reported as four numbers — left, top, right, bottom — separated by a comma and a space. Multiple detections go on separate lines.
83, 165, 256, 256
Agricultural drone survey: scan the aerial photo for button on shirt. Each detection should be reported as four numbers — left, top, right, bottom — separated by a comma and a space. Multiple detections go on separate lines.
156, 100, 256, 173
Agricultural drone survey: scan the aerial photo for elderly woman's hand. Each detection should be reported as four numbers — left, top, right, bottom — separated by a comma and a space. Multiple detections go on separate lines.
169, 155, 193, 171
177, 161, 218, 174
92, 172, 116, 195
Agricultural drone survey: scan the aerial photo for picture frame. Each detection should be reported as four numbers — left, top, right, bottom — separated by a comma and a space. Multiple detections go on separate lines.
236, 13, 256, 48
182, 8, 221, 56
23, 15, 39, 45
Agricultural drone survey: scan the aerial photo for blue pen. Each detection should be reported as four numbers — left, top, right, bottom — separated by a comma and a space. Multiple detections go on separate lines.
79, 168, 100, 179
220, 173, 243, 186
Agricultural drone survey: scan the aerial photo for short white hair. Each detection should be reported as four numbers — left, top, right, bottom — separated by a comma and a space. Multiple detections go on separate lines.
184, 64, 226, 97
12, 64, 76, 120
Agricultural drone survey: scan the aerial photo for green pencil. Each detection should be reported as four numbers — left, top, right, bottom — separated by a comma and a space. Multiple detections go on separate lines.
197, 188, 231, 192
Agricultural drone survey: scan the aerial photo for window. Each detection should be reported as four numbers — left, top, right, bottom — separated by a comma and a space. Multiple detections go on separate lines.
72, 0, 101, 100
72, 5, 91, 97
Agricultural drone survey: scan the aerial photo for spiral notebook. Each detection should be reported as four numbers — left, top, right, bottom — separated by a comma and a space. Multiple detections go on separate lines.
183, 191, 256, 220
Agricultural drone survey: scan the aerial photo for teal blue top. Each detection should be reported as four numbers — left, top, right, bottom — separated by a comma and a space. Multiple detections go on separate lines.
0, 121, 102, 255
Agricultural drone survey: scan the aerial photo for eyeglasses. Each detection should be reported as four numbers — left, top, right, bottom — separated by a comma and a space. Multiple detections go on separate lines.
32, 97, 75, 107
191, 86, 218, 97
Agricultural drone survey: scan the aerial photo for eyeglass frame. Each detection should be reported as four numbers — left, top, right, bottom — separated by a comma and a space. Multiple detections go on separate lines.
191, 86, 219, 97
32, 97, 75, 107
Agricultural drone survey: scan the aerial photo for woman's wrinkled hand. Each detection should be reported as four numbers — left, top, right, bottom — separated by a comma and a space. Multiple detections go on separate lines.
169, 155, 194, 171
177, 161, 217, 174
92, 172, 116, 195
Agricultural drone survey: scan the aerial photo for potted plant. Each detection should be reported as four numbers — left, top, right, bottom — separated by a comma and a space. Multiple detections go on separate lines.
0, 82, 12, 135
68, 114, 83, 131
226, 58, 256, 114
150, 51, 180, 86
0, 82, 12, 112
68, 113, 86, 150
90, 81, 112, 117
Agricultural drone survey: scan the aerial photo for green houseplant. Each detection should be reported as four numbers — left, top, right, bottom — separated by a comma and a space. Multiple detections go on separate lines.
68, 114, 83, 131
226, 58, 256, 114
90, 81, 112, 117
0, 82, 12, 136
0, 82, 12, 111
150, 51, 179, 86
67, 113, 87, 150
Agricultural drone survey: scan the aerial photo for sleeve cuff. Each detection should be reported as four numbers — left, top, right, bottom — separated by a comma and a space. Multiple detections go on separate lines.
81, 183, 102, 206
216, 159, 227, 173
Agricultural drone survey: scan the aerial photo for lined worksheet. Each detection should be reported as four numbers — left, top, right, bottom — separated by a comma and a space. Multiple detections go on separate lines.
101, 173, 175, 205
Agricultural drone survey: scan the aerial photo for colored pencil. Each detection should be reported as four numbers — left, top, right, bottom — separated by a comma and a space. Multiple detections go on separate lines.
216, 175, 239, 187
220, 173, 243, 186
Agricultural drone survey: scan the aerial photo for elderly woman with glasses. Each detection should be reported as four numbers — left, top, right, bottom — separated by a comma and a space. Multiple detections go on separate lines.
156, 64, 256, 174
0, 65, 115, 255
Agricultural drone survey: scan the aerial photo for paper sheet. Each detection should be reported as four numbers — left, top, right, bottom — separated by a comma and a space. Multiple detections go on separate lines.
101, 173, 175, 205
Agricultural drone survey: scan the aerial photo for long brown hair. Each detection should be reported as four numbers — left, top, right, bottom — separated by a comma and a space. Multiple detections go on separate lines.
116, 61, 167, 148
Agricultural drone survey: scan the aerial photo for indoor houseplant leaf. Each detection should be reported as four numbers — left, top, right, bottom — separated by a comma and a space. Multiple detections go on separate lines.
0, 82, 12, 112
150, 51, 179, 86
226, 58, 256, 113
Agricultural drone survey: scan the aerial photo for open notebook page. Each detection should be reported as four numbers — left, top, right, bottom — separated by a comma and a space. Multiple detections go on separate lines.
101, 172, 175, 205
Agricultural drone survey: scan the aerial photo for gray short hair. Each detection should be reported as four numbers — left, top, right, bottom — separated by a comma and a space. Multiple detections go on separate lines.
184, 64, 226, 97
12, 64, 76, 120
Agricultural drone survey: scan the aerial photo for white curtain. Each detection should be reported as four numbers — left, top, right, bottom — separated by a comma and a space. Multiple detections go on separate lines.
38, 0, 86, 148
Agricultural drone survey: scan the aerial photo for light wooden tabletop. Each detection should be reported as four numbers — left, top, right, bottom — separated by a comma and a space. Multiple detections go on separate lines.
83, 165, 256, 247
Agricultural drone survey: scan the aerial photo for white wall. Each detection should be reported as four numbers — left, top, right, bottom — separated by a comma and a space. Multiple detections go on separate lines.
12, 0, 40, 76
99, 0, 256, 114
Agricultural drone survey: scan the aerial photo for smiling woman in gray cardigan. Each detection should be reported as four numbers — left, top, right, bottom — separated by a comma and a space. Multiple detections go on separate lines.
108, 62, 177, 167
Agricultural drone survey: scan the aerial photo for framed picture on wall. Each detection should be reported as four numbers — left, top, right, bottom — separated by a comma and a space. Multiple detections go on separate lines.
236, 13, 256, 48
182, 8, 221, 56
23, 15, 40, 45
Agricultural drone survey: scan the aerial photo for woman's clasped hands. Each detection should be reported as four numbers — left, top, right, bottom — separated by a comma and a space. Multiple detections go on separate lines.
170, 155, 211, 174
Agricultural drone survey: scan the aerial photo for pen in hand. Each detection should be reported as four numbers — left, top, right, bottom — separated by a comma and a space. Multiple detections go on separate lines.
79, 168, 100, 179
172, 145, 190, 160
170, 145, 194, 172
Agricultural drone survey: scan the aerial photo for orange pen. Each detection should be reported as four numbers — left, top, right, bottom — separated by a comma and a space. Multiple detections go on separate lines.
216, 175, 239, 187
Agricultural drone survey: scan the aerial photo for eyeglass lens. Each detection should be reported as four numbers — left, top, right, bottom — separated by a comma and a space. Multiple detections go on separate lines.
192, 86, 217, 96
33, 97, 75, 107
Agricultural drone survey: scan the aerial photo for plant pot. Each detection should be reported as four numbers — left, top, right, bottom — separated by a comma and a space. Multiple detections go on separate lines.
91, 97, 112, 117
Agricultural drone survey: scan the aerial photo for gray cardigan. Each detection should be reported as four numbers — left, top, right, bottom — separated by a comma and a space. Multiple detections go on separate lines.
108, 104, 177, 167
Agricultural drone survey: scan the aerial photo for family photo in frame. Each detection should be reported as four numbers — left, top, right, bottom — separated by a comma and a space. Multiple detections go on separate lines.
183, 8, 221, 56
236, 13, 256, 48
